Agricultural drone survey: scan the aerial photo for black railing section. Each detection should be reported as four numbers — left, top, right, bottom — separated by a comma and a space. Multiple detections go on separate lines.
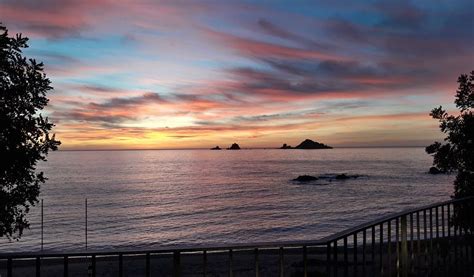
1, 197, 473, 276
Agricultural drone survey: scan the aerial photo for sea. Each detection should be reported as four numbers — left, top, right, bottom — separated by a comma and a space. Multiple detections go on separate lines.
0, 148, 454, 252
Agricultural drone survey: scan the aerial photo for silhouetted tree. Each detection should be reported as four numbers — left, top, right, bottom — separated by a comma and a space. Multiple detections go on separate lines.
0, 24, 60, 239
426, 70, 474, 234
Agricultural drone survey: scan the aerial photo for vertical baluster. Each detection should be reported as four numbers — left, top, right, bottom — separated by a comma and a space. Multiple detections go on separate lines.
279, 247, 284, 277
119, 254, 123, 277
436, 207, 439, 239
458, 203, 464, 267
303, 246, 307, 277
354, 233, 358, 276
380, 223, 384, 275
441, 205, 445, 237
371, 226, 376, 275
446, 204, 451, 272
344, 237, 348, 277
409, 213, 414, 275
333, 240, 338, 276
388, 220, 392, 275
7, 257, 12, 277
64, 255, 68, 277
401, 215, 408, 277
91, 255, 96, 277
326, 242, 331, 276
203, 250, 207, 277
423, 209, 427, 269
470, 201, 474, 267
447, 204, 451, 237
395, 217, 399, 275
255, 248, 259, 277
146, 253, 150, 277
362, 230, 366, 276
85, 198, 88, 250
454, 204, 458, 270
429, 208, 433, 271
41, 199, 44, 251
36, 256, 41, 277
471, 201, 474, 267
173, 251, 181, 277
441, 205, 446, 271
416, 211, 420, 271
229, 249, 233, 277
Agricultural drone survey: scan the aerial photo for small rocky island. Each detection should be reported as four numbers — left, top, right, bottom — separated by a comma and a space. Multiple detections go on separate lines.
429, 167, 445, 174
210, 146, 221, 150
227, 143, 241, 150
293, 173, 363, 182
280, 139, 332, 149
293, 175, 318, 182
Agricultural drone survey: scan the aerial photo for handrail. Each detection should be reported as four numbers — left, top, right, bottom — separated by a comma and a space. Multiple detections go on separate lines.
1, 196, 472, 259
321, 196, 474, 242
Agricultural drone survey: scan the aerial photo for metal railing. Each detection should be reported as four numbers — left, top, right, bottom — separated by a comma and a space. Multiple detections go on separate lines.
1, 197, 473, 276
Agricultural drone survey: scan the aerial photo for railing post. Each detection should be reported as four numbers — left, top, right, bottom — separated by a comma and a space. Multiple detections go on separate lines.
401, 215, 408, 277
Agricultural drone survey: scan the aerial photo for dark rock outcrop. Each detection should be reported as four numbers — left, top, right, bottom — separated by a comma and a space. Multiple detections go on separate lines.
295, 139, 332, 149
335, 173, 361, 180
319, 173, 363, 181
227, 143, 241, 150
429, 167, 444, 174
280, 143, 292, 149
293, 175, 318, 182
210, 146, 221, 150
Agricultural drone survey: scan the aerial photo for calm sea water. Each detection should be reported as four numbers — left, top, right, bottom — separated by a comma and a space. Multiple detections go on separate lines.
0, 148, 454, 252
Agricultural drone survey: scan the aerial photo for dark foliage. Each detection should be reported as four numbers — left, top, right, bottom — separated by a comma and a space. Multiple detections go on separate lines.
426, 70, 474, 234
0, 24, 60, 239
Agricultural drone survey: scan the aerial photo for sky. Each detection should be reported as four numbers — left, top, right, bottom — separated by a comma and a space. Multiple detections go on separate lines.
1, 0, 473, 149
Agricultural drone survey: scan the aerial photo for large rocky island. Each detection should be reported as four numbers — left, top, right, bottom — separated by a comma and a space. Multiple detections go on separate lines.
227, 143, 241, 150
280, 139, 332, 149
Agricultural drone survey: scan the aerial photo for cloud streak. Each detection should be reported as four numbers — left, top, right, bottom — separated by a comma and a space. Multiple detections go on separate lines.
2, 0, 472, 148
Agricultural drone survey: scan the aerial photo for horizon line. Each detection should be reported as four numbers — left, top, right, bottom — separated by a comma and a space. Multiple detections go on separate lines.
58, 145, 427, 151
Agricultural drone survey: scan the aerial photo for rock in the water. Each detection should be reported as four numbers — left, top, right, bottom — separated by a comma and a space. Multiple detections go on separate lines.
335, 173, 349, 180
429, 167, 444, 174
293, 175, 318, 182
295, 139, 332, 149
227, 143, 241, 150
280, 143, 292, 149
335, 173, 361, 180
210, 146, 221, 150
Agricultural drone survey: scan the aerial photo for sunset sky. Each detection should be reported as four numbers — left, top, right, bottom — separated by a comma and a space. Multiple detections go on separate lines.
1, 0, 473, 149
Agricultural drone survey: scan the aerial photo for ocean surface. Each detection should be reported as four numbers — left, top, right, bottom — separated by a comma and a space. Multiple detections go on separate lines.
0, 148, 454, 252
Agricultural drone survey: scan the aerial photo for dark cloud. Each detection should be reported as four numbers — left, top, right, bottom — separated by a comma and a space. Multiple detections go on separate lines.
52, 111, 134, 124
205, 1, 473, 103
89, 93, 165, 109
374, 0, 426, 30
257, 19, 329, 50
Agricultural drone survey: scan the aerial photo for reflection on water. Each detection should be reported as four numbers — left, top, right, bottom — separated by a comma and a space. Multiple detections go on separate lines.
1, 148, 453, 252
